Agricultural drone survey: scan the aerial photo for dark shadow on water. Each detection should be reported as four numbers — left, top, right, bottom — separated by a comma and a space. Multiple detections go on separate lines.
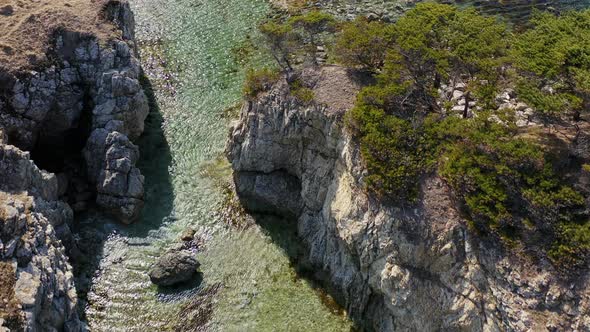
252, 213, 360, 332
127, 71, 175, 237
155, 272, 204, 303
72, 70, 175, 320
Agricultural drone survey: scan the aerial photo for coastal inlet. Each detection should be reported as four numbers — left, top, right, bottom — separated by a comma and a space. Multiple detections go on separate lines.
80, 0, 354, 331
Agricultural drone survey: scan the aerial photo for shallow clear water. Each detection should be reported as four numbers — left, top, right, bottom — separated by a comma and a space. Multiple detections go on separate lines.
81, 0, 352, 331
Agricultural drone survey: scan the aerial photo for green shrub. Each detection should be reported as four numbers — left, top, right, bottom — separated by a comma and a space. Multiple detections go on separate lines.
439, 114, 583, 230
242, 68, 280, 99
550, 220, 590, 266
512, 10, 590, 121
290, 80, 315, 104
436, 113, 589, 264
348, 104, 429, 200
333, 17, 395, 72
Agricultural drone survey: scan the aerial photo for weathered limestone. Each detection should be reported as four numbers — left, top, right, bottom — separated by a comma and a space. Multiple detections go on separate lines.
0, 2, 148, 330
0, 1, 147, 223
0, 143, 82, 331
227, 67, 590, 331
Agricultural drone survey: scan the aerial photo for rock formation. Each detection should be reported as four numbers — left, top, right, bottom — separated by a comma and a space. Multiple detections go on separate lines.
227, 66, 590, 331
148, 249, 201, 287
0, 0, 148, 224
0, 1, 149, 330
0, 136, 82, 331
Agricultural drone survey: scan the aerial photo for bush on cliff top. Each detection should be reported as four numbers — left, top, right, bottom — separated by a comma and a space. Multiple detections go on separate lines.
247, 3, 590, 266
243, 67, 280, 99
343, 4, 590, 266
512, 10, 590, 123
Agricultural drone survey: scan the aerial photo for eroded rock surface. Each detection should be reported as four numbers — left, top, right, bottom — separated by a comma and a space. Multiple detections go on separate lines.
0, 1, 148, 330
227, 66, 590, 331
0, 0, 147, 223
0, 143, 82, 331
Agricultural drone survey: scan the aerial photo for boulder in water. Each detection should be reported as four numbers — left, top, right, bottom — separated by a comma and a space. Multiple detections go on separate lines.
180, 228, 196, 242
148, 250, 200, 286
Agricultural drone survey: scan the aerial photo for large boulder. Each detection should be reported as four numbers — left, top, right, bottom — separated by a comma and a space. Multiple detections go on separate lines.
148, 250, 200, 287
87, 130, 144, 223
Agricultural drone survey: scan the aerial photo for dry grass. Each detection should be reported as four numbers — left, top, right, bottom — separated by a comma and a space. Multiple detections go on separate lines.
517, 120, 590, 158
0, 0, 122, 72
0, 262, 22, 330
310, 66, 370, 114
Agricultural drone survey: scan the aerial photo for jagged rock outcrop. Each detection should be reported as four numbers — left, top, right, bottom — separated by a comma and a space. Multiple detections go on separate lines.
227, 66, 590, 331
0, 1, 148, 330
0, 0, 147, 223
0, 140, 82, 331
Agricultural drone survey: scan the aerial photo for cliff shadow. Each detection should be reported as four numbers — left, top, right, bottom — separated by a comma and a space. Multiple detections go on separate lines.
250, 212, 356, 327
126, 70, 174, 236
72, 71, 174, 320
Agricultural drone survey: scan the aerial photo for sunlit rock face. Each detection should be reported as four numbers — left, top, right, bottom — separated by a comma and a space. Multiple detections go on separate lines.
0, 0, 148, 224
0, 141, 82, 331
0, 1, 149, 330
227, 66, 590, 331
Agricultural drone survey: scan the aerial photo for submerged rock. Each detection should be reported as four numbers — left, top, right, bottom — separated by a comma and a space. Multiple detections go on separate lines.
148, 250, 200, 287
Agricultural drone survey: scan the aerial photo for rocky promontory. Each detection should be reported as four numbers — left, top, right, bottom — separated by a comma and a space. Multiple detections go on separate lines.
227, 66, 590, 331
0, 0, 148, 330
0, 135, 81, 331
1, 0, 148, 224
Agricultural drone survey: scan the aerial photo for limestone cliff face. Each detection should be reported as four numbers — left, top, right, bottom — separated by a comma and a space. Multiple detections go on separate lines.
0, 1, 147, 330
0, 0, 147, 223
0, 136, 81, 331
227, 66, 590, 331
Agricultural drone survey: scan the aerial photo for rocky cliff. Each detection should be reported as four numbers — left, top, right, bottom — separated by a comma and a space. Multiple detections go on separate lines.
227, 66, 590, 331
0, 133, 81, 331
0, 0, 148, 223
0, 1, 148, 330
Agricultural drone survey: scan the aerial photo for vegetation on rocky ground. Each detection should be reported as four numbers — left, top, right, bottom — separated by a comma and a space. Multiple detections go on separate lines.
246, 3, 590, 268
243, 67, 280, 99
342, 4, 590, 267
512, 10, 590, 124
0, 262, 23, 330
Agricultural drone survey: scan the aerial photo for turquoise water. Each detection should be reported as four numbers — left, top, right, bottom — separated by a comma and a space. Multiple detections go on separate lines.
81, 0, 353, 331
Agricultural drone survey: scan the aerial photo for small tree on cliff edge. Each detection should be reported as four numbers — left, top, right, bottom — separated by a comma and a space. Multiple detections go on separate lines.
384, 3, 508, 116
334, 17, 395, 72
259, 21, 298, 72
289, 11, 336, 65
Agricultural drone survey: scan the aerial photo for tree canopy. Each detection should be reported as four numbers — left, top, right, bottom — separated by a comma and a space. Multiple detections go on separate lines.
512, 10, 590, 121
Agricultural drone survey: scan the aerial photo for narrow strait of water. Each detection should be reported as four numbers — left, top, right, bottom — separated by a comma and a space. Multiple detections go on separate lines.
81, 0, 353, 331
